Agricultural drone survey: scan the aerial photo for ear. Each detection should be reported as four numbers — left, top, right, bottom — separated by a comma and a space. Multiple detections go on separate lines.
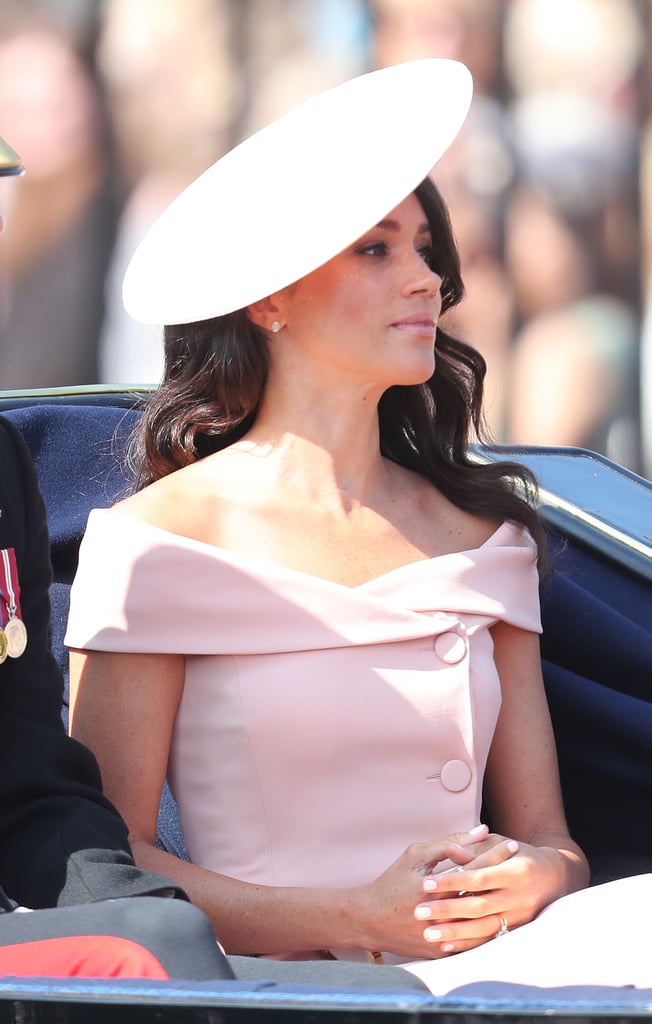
247, 295, 283, 333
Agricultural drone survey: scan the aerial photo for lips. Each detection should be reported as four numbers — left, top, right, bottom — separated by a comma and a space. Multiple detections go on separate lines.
391, 314, 435, 335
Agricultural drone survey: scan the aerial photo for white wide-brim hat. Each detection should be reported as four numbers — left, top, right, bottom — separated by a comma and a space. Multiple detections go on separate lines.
122, 58, 472, 326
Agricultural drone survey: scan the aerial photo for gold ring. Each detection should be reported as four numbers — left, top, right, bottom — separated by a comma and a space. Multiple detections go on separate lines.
496, 913, 509, 937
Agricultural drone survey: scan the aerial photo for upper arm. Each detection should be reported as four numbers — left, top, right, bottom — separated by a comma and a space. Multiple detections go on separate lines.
483, 620, 569, 843
69, 648, 185, 844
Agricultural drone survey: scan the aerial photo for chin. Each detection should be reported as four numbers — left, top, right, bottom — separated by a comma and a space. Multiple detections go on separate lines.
389, 361, 435, 387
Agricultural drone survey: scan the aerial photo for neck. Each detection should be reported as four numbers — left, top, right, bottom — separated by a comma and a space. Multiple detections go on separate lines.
238, 381, 387, 510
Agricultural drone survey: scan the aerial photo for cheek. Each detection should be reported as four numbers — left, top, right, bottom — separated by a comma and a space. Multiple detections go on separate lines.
294, 275, 364, 325
328, 270, 378, 319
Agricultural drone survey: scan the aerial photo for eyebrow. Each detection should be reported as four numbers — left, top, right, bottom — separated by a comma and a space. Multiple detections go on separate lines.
374, 218, 431, 235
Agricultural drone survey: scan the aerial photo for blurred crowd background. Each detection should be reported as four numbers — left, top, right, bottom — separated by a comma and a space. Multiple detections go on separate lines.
1, 0, 651, 477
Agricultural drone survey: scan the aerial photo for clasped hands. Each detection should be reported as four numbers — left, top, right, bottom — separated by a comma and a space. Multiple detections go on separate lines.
357, 824, 566, 960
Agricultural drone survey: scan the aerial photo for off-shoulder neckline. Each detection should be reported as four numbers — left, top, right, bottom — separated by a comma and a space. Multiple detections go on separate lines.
89, 511, 527, 592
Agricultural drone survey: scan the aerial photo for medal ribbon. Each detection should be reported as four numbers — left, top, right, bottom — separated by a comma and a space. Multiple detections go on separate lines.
0, 548, 22, 626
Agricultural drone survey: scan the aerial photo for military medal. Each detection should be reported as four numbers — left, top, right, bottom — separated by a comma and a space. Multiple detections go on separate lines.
4, 616, 27, 658
0, 548, 27, 659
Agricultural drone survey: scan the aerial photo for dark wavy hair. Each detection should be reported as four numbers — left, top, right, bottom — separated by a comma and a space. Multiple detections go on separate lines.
128, 176, 548, 569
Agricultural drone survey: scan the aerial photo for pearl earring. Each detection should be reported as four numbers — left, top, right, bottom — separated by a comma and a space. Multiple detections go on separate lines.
271, 321, 282, 333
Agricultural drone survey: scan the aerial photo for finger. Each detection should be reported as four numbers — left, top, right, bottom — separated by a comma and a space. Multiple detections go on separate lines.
414, 830, 488, 877
459, 838, 519, 873
415, 893, 493, 922
420, 860, 495, 899
425, 838, 519, 894
452, 832, 509, 859
422, 862, 472, 899
421, 911, 509, 955
447, 824, 489, 847
417, 826, 489, 869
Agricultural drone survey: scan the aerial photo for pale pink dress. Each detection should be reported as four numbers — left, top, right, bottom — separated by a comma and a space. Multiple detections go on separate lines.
65, 512, 652, 992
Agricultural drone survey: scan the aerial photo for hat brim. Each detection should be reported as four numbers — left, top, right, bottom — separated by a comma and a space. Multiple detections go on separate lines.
122, 58, 472, 326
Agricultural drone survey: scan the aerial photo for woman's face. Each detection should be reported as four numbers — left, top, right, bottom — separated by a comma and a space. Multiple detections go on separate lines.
271, 192, 443, 391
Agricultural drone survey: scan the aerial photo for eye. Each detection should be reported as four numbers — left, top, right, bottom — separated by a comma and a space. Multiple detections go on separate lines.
417, 243, 434, 265
355, 241, 389, 257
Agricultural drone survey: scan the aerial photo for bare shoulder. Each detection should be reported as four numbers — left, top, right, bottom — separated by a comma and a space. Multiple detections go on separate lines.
110, 470, 185, 524
387, 460, 501, 557
108, 449, 241, 539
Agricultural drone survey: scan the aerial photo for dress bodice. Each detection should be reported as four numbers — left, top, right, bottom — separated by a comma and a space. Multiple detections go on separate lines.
66, 513, 541, 896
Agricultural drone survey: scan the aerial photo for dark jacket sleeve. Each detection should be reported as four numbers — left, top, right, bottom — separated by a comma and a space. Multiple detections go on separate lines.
0, 416, 186, 907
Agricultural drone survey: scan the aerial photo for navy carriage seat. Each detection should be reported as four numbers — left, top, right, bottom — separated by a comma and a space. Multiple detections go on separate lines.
3, 399, 652, 882
4, 400, 188, 861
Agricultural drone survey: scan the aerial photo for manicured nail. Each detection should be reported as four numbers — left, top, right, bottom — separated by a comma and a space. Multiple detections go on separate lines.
415, 905, 432, 920
507, 840, 519, 853
423, 877, 438, 892
424, 927, 442, 942
469, 824, 486, 835
441, 942, 455, 953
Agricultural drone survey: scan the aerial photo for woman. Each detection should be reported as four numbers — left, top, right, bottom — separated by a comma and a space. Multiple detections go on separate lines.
65, 60, 651, 992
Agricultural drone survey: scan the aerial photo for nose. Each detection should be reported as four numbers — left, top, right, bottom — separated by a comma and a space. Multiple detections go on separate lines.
401, 251, 442, 298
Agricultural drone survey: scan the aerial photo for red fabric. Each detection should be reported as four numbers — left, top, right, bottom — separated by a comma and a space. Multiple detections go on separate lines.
0, 935, 170, 978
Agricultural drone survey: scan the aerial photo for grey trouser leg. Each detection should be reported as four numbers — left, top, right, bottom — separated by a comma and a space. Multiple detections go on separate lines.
228, 955, 429, 991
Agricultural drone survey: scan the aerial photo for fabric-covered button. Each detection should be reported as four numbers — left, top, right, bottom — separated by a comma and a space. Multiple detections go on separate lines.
440, 759, 472, 792
434, 631, 467, 664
